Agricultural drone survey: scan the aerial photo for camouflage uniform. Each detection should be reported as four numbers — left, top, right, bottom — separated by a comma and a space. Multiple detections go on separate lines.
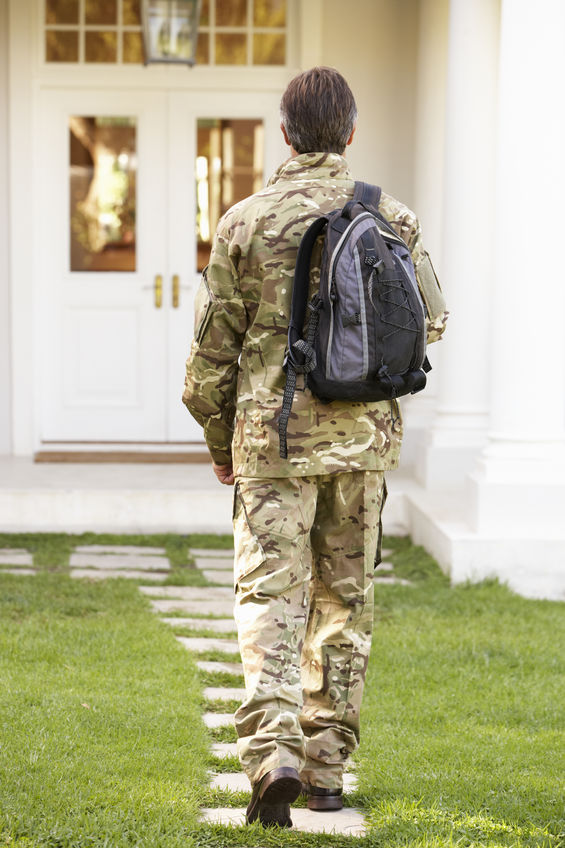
183, 152, 447, 788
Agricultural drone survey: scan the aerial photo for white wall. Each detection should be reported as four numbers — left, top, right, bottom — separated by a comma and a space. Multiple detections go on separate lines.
320, 0, 419, 206
0, 0, 12, 454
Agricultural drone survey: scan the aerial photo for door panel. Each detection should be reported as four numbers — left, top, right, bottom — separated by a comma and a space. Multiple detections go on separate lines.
38, 90, 169, 442
166, 89, 286, 442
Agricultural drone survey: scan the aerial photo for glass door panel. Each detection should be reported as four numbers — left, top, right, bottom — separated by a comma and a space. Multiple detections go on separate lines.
69, 116, 137, 272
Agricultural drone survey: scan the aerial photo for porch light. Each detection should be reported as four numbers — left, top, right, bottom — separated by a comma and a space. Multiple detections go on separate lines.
141, 0, 201, 66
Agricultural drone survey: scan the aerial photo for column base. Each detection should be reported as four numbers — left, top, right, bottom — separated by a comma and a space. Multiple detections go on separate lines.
412, 411, 488, 489
387, 474, 565, 601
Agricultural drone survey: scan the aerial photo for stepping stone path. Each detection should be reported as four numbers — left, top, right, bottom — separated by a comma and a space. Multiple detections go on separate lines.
0, 548, 36, 576
4, 539, 405, 835
140, 546, 370, 838
70, 546, 170, 582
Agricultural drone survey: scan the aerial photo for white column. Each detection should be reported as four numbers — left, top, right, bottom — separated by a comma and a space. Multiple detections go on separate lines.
416, 0, 500, 489
399, 0, 448, 472
0, 0, 12, 454
468, 0, 565, 535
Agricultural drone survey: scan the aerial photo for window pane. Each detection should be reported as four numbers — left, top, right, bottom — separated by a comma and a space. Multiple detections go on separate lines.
45, 30, 79, 62
45, 0, 79, 25
196, 118, 263, 271
85, 0, 117, 25
253, 32, 285, 65
122, 0, 141, 25
200, 0, 210, 26
85, 31, 118, 62
70, 117, 136, 272
123, 31, 144, 63
215, 33, 246, 64
253, 0, 286, 27
195, 32, 210, 65
216, 0, 247, 27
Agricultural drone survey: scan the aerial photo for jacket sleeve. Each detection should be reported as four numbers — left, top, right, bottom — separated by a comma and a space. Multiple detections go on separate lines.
182, 227, 247, 465
406, 218, 449, 345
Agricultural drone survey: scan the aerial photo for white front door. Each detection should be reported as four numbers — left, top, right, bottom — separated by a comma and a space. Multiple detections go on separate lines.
37, 87, 285, 448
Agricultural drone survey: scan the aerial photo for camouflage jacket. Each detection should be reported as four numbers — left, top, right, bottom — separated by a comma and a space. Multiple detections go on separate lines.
183, 152, 447, 477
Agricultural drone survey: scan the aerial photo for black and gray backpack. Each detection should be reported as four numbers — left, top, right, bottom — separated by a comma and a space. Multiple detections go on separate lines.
279, 181, 430, 459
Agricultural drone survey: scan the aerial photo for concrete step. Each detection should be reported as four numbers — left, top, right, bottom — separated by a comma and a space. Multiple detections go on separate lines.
200, 806, 366, 836
162, 618, 237, 635
203, 687, 246, 701
176, 636, 239, 654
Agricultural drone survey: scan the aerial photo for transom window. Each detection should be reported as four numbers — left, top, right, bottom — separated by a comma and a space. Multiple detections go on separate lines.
44, 0, 287, 65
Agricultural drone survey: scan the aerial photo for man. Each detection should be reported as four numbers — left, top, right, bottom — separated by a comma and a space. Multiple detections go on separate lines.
183, 67, 447, 828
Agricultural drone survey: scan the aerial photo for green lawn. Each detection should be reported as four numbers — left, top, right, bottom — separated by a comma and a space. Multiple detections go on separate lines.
0, 534, 563, 848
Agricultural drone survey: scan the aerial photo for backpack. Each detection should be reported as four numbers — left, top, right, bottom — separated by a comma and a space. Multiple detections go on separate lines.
279, 181, 430, 459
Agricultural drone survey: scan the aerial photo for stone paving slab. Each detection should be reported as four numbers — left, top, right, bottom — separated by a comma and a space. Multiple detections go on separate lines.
211, 742, 238, 758
373, 576, 412, 586
197, 661, 243, 675
194, 557, 235, 571
72, 569, 167, 581
200, 807, 366, 836
0, 551, 33, 566
381, 548, 393, 558
378, 561, 394, 571
203, 687, 246, 701
176, 636, 240, 654
190, 549, 234, 558
210, 772, 357, 793
203, 712, 235, 728
161, 617, 237, 634
0, 567, 36, 576
74, 545, 166, 555
150, 599, 235, 616
70, 553, 170, 571
202, 570, 233, 586
139, 585, 232, 599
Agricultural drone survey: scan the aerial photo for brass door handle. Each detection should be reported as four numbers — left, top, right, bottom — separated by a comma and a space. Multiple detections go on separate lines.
154, 274, 163, 308
172, 274, 190, 308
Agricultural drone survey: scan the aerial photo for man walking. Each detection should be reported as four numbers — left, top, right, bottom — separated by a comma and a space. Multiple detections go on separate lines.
183, 67, 447, 828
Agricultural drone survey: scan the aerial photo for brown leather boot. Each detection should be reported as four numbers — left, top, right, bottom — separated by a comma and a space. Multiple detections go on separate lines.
303, 782, 344, 811
246, 767, 302, 828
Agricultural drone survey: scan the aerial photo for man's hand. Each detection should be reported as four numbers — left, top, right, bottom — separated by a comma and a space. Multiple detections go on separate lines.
212, 462, 235, 486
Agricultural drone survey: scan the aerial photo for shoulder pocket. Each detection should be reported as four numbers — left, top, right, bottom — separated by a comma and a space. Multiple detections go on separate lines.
193, 266, 215, 345
415, 251, 446, 321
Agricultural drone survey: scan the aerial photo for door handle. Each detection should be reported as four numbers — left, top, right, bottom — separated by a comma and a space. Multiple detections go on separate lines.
172, 274, 191, 308
154, 274, 163, 309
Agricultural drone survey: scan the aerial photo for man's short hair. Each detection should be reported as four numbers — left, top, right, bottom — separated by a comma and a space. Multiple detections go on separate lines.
280, 67, 357, 155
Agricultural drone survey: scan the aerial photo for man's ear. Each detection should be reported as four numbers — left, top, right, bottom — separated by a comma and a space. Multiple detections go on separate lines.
280, 122, 291, 147
346, 124, 357, 146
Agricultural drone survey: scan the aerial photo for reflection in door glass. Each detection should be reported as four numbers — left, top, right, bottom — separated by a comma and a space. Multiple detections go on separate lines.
196, 118, 264, 271
70, 116, 136, 271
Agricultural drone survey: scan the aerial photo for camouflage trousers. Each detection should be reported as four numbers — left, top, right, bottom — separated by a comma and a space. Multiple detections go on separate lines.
232, 470, 386, 789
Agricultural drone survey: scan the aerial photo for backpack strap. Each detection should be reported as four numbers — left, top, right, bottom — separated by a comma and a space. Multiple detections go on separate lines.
353, 181, 382, 214
279, 215, 328, 459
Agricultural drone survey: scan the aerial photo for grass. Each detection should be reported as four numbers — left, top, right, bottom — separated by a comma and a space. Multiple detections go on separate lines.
1, 533, 564, 848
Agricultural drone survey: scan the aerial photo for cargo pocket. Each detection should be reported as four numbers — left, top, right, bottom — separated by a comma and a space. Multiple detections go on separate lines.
415, 252, 445, 321
193, 266, 215, 344
374, 479, 388, 569
232, 481, 267, 589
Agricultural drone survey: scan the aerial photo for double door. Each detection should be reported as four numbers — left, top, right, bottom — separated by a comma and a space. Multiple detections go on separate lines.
36, 88, 284, 446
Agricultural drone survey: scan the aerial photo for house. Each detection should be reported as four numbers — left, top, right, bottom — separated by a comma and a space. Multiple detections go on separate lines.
1, 0, 564, 598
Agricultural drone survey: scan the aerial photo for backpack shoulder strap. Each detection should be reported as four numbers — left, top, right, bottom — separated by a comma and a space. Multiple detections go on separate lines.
287, 215, 327, 355
353, 181, 382, 215
279, 214, 327, 459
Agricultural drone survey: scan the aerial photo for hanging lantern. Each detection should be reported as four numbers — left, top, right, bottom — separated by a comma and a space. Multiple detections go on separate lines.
141, 0, 201, 66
